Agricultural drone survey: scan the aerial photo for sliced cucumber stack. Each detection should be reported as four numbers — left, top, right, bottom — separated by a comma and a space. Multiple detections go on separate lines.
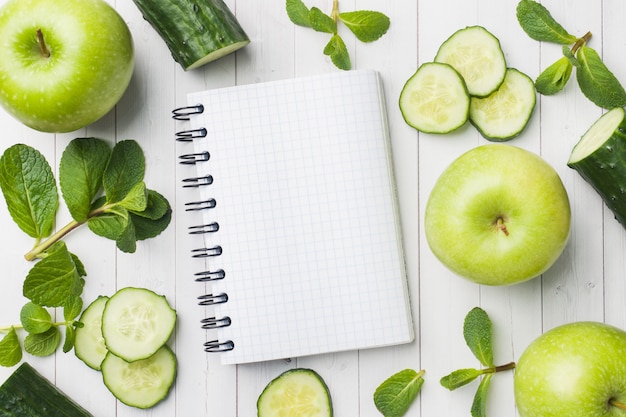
257, 368, 333, 417
568, 107, 626, 227
102, 287, 176, 362
399, 62, 470, 134
74, 295, 109, 370
435, 25, 507, 97
73, 287, 177, 410
101, 345, 177, 409
400, 25, 535, 141
469, 68, 537, 141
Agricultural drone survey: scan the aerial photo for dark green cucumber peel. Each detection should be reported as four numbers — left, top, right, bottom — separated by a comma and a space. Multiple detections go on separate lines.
0, 362, 94, 417
568, 107, 626, 226
132, 0, 250, 70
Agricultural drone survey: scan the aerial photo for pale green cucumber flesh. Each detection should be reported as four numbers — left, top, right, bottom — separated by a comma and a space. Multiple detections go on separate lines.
74, 295, 109, 370
101, 345, 177, 409
257, 368, 333, 417
101, 287, 176, 362
469, 68, 536, 141
131, 0, 250, 70
435, 25, 506, 97
0, 362, 94, 417
568, 107, 626, 226
399, 62, 470, 134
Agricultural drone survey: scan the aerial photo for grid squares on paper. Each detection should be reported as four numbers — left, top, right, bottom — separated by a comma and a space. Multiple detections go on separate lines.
186, 70, 414, 364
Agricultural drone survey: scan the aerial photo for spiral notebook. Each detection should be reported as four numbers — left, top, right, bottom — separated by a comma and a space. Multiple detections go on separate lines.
174, 69, 414, 365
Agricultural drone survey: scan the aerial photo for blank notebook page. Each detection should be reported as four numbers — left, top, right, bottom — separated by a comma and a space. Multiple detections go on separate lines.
186, 69, 414, 364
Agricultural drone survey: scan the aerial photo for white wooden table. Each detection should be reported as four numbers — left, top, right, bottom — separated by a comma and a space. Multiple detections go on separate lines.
0, 1, 623, 416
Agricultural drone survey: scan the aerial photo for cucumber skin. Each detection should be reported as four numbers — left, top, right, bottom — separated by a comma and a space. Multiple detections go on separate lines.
132, 0, 250, 70
0, 362, 94, 417
568, 118, 626, 227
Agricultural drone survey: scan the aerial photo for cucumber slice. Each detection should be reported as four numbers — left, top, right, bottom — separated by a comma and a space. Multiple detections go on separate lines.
74, 295, 109, 370
568, 107, 626, 226
469, 68, 537, 141
435, 25, 507, 97
101, 287, 176, 362
101, 345, 177, 409
257, 368, 332, 417
399, 62, 470, 134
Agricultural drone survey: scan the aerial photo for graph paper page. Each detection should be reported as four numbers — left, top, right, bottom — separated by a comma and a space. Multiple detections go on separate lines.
185, 70, 414, 364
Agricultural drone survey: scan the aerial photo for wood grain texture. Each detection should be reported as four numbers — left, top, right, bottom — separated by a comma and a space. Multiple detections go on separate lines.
0, 1, 623, 416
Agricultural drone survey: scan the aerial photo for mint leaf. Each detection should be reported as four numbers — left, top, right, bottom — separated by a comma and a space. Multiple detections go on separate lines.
471, 373, 493, 417
535, 56, 573, 95
23, 242, 85, 307
516, 0, 577, 44
0, 144, 58, 239
309, 7, 335, 33
130, 207, 172, 241
576, 45, 626, 109
464, 307, 494, 367
20, 302, 52, 334
132, 189, 170, 220
103, 140, 145, 204
286, 0, 311, 27
64, 295, 83, 322
0, 328, 22, 367
63, 325, 76, 353
374, 369, 424, 417
324, 34, 351, 70
24, 327, 60, 357
60, 138, 110, 222
88, 210, 129, 240
118, 181, 148, 212
338, 10, 390, 42
440, 368, 483, 390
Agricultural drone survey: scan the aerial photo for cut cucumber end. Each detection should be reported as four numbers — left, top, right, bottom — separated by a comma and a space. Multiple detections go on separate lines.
185, 40, 250, 70
101, 287, 177, 362
435, 25, 506, 97
101, 345, 177, 409
257, 368, 333, 417
74, 295, 109, 370
569, 107, 626, 164
399, 62, 470, 134
469, 68, 536, 141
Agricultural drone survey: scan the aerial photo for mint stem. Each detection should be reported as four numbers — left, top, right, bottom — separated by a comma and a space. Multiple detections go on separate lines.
330, 0, 339, 25
24, 204, 113, 261
571, 31, 592, 55
36, 29, 51, 58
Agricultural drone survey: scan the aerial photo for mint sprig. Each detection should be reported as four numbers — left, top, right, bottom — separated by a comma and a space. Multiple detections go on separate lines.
516, 0, 626, 108
374, 369, 425, 417
286, 0, 390, 70
440, 307, 515, 417
0, 138, 171, 366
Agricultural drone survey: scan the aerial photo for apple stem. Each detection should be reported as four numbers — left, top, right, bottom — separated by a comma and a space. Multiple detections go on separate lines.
36, 29, 51, 58
493, 361, 516, 372
496, 217, 510, 236
610, 398, 626, 411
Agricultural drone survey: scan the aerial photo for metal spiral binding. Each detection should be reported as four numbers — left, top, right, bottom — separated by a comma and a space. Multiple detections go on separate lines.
195, 269, 226, 282
179, 151, 210, 165
189, 222, 219, 234
201, 316, 232, 329
204, 340, 235, 353
192, 246, 223, 258
182, 175, 213, 188
175, 127, 207, 142
185, 198, 217, 212
176, 107, 237, 354
198, 293, 228, 305
172, 103, 204, 120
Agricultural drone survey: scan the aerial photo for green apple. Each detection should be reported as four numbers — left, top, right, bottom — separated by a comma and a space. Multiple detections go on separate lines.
424, 144, 570, 285
0, 0, 134, 133
514, 321, 626, 417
